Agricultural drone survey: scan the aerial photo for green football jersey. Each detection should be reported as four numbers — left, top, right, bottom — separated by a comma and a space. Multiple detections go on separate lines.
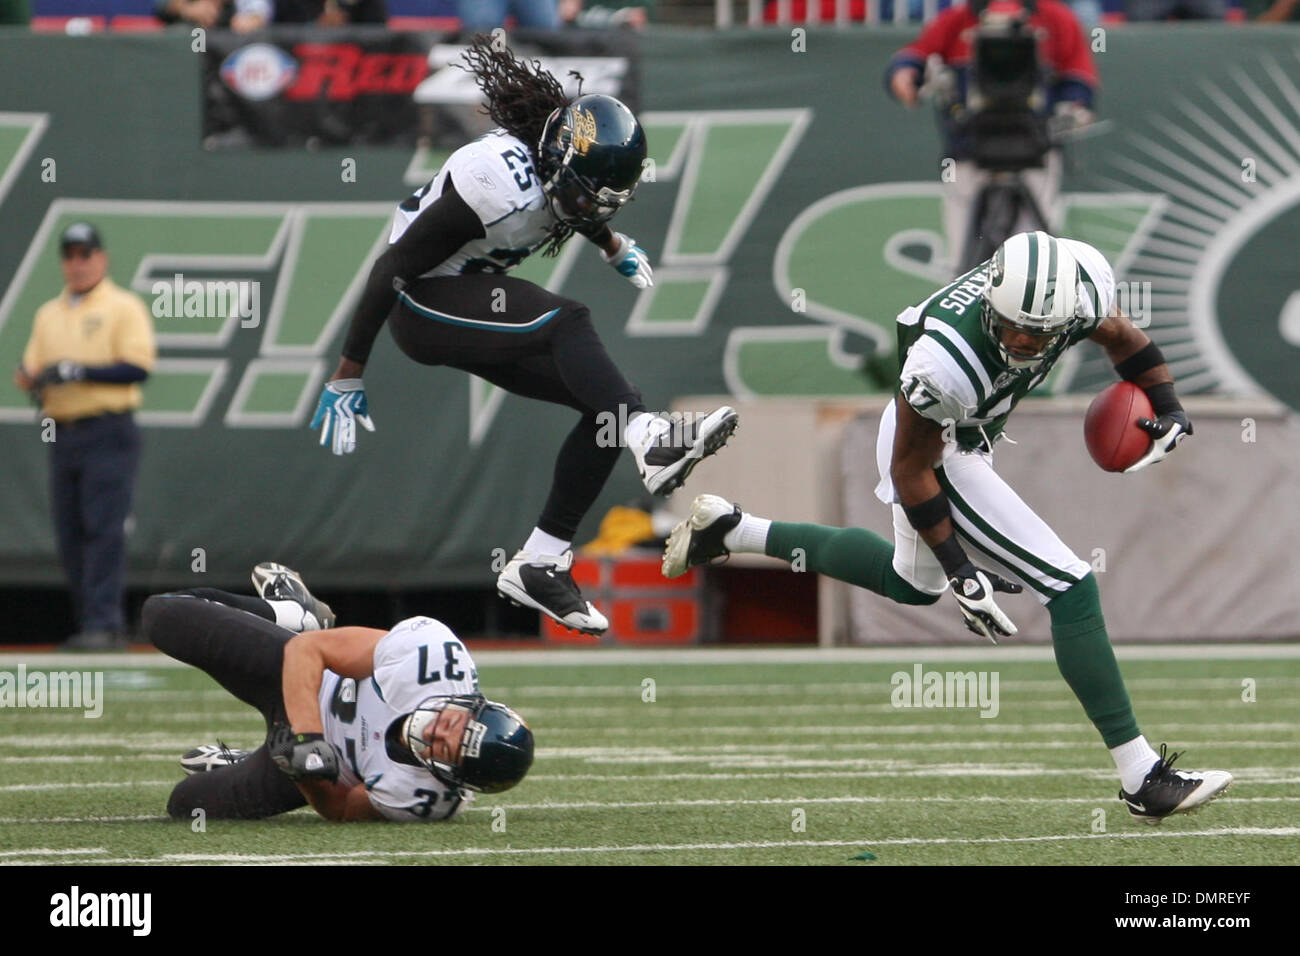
895, 240, 1115, 450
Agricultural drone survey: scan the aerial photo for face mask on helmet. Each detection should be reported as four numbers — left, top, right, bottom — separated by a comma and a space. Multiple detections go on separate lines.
537, 95, 646, 230
980, 231, 1083, 372
544, 164, 632, 228
400, 694, 534, 794
980, 300, 1074, 370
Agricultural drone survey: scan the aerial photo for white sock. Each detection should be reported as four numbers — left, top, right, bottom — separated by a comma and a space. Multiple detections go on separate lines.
522, 527, 572, 560
267, 599, 317, 633
624, 411, 657, 451
1111, 735, 1161, 793
722, 513, 771, 554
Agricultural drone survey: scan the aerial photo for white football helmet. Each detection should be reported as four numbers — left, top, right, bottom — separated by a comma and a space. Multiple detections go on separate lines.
981, 231, 1085, 371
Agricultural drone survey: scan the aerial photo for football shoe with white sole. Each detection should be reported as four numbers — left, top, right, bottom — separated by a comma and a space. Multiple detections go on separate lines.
497, 550, 608, 635
251, 562, 336, 631
662, 494, 743, 579
631, 407, 739, 497
181, 742, 252, 775
1118, 744, 1233, 824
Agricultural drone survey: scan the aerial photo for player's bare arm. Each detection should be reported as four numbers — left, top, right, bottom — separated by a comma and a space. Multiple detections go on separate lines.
281, 626, 387, 733
1089, 307, 1191, 472
890, 394, 955, 551
1089, 309, 1173, 389
891, 392, 1022, 642
277, 625, 388, 822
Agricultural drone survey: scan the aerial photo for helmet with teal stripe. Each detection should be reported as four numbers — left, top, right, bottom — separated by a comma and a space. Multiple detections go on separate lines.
981, 231, 1084, 372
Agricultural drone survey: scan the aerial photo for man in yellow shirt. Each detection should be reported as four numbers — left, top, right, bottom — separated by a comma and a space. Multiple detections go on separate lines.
13, 223, 157, 651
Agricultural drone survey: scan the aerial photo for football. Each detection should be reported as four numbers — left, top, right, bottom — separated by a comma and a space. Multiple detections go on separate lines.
1084, 382, 1155, 472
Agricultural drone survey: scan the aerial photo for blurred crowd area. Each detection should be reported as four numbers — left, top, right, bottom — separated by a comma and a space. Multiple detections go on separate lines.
1, 0, 1296, 32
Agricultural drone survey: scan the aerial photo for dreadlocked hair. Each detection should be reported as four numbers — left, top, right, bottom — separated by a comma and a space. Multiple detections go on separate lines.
458, 34, 581, 257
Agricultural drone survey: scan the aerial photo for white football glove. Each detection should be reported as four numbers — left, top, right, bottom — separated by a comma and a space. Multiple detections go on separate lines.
310, 378, 375, 456
603, 233, 654, 289
950, 567, 1022, 645
1123, 412, 1192, 473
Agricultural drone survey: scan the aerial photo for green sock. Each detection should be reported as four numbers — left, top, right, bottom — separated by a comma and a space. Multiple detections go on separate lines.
764, 522, 939, 606
1048, 574, 1140, 748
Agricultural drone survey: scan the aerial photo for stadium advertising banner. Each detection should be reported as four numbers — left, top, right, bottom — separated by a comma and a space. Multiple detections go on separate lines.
204, 28, 640, 149
0, 26, 1297, 598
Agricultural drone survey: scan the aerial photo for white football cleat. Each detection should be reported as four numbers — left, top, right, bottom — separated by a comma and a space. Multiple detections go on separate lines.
662, 494, 743, 579
181, 742, 252, 775
251, 562, 335, 631
630, 407, 739, 497
497, 550, 609, 636
1118, 744, 1234, 824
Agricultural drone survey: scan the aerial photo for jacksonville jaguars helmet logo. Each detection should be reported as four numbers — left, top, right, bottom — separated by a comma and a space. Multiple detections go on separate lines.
571, 108, 598, 155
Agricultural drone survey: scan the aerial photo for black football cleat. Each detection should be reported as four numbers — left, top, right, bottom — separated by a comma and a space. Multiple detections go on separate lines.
181, 742, 252, 775
632, 407, 739, 497
662, 494, 743, 579
1118, 743, 1233, 824
251, 562, 336, 630
497, 550, 608, 635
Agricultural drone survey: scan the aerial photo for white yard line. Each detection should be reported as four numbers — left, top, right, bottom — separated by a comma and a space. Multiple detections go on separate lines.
0, 815, 166, 824
3, 722, 1295, 750
5, 644, 1299, 670
7, 766, 1298, 792
465, 794, 1300, 812
0, 847, 107, 857
11, 827, 1295, 864
531, 722, 1300, 735
0, 779, 173, 792
3, 795, 1295, 826
523, 768, 1300, 783
2, 738, 1288, 768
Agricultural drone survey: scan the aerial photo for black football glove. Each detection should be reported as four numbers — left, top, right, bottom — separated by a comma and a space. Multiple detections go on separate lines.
268, 722, 339, 782
949, 563, 1023, 645
32, 361, 86, 389
1124, 409, 1192, 473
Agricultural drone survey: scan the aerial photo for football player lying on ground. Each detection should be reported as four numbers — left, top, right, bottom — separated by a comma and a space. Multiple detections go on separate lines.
145, 563, 533, 822
665, 231, 1233, 824
310, 35, 737, 637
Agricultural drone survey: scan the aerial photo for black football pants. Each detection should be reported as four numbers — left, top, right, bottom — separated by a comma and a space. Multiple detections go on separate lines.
142, 589, 308, 820
389, 274, 647, 540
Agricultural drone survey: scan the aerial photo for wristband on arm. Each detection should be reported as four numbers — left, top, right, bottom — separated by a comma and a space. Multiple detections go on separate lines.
1141, 381, 1184, 418
930, 533, 974, 580
902, 491, 951, 532
1113, 342, 1165, 381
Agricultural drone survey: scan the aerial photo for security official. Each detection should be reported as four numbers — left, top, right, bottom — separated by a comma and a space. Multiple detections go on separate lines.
13, 223, 156, 651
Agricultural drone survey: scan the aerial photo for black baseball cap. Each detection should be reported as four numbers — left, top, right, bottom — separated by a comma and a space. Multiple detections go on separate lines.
59, 222, 103, 250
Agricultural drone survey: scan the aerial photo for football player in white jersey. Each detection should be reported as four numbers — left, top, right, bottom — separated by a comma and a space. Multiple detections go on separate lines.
309, 36, 738, 637
146, 564, 532, 823
664, 231, 1232, 824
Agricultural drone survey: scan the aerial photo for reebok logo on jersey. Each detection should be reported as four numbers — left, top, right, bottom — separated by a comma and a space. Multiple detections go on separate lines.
473, 171, 495, 190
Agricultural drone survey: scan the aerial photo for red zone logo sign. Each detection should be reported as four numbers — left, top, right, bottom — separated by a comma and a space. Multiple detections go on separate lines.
220, 43, 429, 102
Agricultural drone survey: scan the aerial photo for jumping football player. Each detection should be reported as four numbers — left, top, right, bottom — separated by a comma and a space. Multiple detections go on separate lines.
310, 36, 737, 636
147, 563, 533, 823
664, 231, 1233, 823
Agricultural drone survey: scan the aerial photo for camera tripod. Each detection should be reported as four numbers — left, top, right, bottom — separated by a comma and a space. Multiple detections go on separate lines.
958, 166, 1052, 274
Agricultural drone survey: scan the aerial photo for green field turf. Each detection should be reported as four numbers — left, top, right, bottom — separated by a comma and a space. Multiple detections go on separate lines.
1, 649, 1297, 866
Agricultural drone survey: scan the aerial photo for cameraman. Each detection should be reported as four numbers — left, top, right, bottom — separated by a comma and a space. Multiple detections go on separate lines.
885, 0, 1097, 276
